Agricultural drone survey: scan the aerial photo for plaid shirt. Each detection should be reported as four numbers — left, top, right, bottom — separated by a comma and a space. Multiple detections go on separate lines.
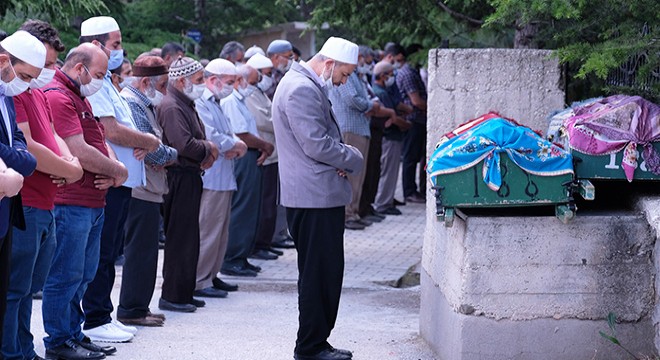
329, 72, 373, 138
123, 86, 178, 166
396, 63, 427, 124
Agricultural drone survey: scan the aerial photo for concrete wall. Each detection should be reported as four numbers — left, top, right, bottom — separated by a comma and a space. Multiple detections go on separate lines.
427, 49, 565, 137
421, 49, 659, 359
421, 214, 657, 359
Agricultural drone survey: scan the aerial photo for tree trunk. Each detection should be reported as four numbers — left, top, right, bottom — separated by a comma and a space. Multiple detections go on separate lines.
514, 22, 539, 49
193, 0, 205, 56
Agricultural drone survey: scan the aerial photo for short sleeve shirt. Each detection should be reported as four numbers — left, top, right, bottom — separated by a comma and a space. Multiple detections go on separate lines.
86, 72, 145, 188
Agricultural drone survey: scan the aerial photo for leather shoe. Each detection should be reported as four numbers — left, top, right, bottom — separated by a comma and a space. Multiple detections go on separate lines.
393, 198, 406, 206
329, 346, 353, 357
45, 339, 105, 360
221, 265, 258, 277
381, 207, 402, 215
249, 249, 278, 260
245, 261, 261, 272
146, 311, 166, 321
268, 247, 284, 256
212, 277, 238, 292
79, 336, 117, 355
190, 297, 206, 308
116, 316, 164, 327
294, 348, 352, 360
344, 220, 365, 230
405, 193, 425, 203
361, 214, 383, 223
158, 298, 196, 313
33, 356, 45, 360
357, 218, 372, 226
272, 237, 295, 248
194, 287, 228, 298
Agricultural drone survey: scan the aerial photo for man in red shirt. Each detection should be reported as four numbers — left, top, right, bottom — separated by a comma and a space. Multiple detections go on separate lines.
41, 43, 127, 360
1, 20, 85, 360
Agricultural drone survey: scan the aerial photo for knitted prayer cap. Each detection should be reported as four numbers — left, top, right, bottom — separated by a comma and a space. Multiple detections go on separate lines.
168, 56, 203, 79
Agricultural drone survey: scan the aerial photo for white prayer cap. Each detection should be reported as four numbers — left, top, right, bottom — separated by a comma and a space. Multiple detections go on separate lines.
244, 46, 265, 60
81, 16, 120, 36
318, 37, 358, 65
205, 58, 237, 76
0, 30, 46, 68
246, 53, 273, 70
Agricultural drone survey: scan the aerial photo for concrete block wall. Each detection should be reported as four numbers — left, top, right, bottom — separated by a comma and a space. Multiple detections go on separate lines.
427, 49, 565, 137
421, 214, 657, 359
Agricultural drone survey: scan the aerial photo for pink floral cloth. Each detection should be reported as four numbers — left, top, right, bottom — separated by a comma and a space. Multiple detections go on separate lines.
565, 95, 660, 181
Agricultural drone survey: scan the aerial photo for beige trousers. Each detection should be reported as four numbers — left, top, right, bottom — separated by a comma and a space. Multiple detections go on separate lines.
196, 189, 233, 290
342, 132, 370, 221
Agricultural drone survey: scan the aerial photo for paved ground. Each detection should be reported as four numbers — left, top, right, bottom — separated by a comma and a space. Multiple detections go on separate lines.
30, 199, 436, 359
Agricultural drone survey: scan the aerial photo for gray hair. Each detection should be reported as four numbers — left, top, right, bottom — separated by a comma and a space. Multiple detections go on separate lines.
358, 45, 373, 58
219, 41, 244, 61
311, 53, 348, 66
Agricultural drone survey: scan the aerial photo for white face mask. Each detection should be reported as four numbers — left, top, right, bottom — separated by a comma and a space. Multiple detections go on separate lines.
184, 79, 206, 100
357, 64, 370, 75
1, 63, 31, 96
392, 61, 402, 70
213, 81, 234, 100
30, 67, 56, 89
277, 58, 292, 72
385, 76, 395, 87
146, 86, 164, 106
257, 74, 273, 92
322, 64, 335, 90
119, 76, 135, 90
238, 84, 256, 98
79, 65, 104, 97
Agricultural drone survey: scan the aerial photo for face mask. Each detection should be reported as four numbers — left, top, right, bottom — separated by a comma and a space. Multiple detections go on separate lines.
119, 76, 135, 90
238, 84, 256, 98
79, 65, 104, 97
357, 64, 370, 75
1, 63, 30, 96
257, 75, 273, 92
392, 61, 402, 70
322, 64, 335, 90
213, 81, 234, 100
278, 58, 292, 72
30, 67, 56, 89
107, 49, 124, 71
385, 76, 395, 87
146, 87, 164, 106
184, 80, 206, 100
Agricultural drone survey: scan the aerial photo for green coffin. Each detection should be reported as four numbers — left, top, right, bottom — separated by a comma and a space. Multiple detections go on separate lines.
572, 142, 660, 180
432, 155, 573, 208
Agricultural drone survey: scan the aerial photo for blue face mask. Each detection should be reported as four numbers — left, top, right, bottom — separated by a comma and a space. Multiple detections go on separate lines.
101, 43, 124, 71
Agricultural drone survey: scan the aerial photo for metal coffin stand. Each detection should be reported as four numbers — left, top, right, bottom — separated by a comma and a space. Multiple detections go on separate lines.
432, 155, 576, 227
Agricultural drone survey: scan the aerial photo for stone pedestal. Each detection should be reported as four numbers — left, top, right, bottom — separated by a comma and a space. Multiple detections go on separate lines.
420, 212, 656, 359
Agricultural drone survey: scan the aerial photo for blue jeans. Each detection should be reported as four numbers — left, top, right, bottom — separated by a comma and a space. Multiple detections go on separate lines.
2, 207, 56, 360
42, 205, 104, 350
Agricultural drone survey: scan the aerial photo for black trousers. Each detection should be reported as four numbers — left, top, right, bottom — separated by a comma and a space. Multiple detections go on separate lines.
401, 122, 427, 197
118, 198, 160, 318
359, 127, 383, 217
162, 169, 202, 304
0, 228, 13, 352
255, 163, 278, 251
287, 206, 345, 356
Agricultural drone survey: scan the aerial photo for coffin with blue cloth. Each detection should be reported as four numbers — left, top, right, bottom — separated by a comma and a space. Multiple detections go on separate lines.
427, 113, 575, 226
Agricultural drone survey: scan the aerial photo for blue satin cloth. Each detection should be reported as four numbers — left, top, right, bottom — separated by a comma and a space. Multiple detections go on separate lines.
427, 117, 574, 191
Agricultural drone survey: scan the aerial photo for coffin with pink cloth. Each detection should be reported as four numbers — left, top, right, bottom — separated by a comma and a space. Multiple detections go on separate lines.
559, 95, 660, 181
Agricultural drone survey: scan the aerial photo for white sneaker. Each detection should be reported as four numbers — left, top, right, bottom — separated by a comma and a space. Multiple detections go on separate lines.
112, 319, 138, 335
82, 323, 134, 343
